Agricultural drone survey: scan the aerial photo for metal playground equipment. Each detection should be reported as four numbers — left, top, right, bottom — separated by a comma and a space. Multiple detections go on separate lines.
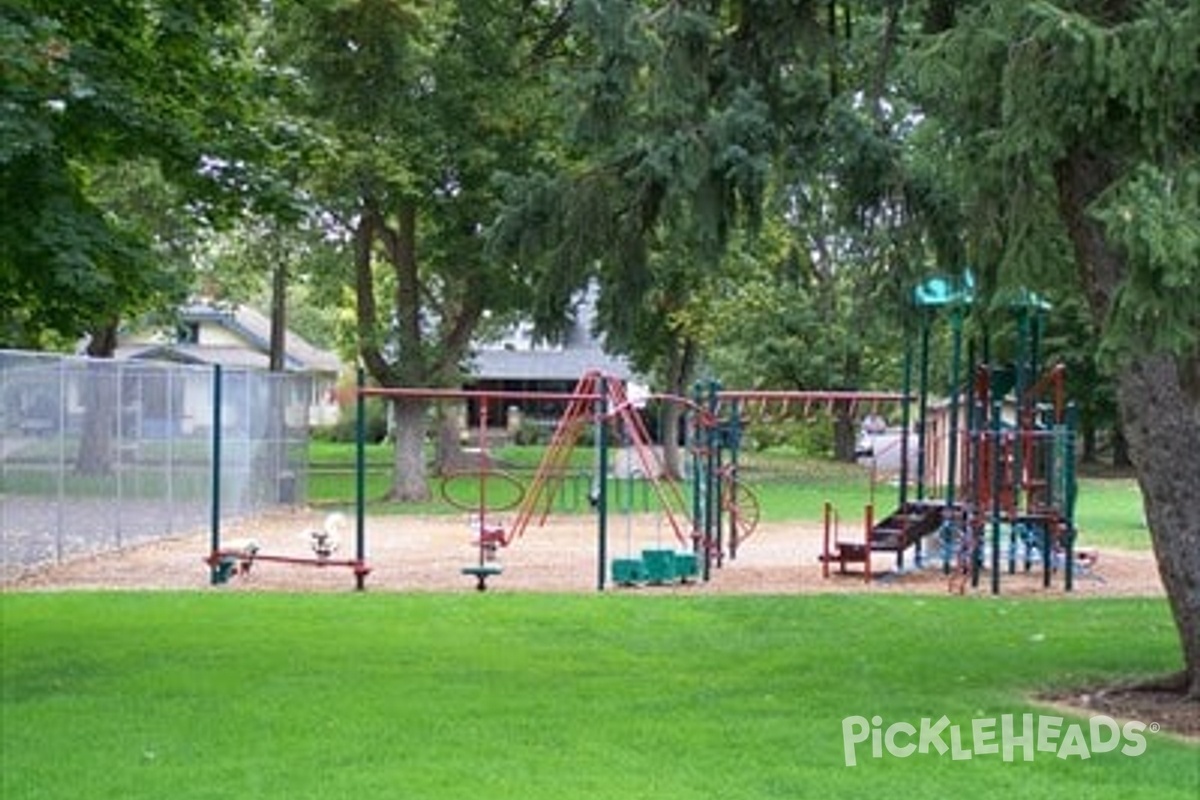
280, 370, 904, 592
819, 272, 1083, 594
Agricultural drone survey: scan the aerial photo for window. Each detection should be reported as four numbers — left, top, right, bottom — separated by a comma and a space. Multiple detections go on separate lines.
177, 321, 200, 345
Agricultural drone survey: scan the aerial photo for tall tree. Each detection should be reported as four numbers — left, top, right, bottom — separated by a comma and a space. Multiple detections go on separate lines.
0, 0, 265, 351
277, 0, 564, 499
911, 0, 1200, 696
491, 0, 830, 472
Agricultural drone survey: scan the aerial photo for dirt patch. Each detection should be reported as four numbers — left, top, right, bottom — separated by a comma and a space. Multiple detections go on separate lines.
4, 508, 1166, 597
1036, 684, 1200, 744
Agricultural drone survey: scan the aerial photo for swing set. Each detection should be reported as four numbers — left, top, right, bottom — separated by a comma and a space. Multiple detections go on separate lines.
205, 365, 908, 592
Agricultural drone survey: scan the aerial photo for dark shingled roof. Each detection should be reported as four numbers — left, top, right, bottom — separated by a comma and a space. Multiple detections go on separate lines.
468, 345, 632, 382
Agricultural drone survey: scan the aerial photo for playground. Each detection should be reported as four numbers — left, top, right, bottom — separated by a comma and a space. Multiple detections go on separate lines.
7, 506, 1165, 596
3, 280, 1196, 800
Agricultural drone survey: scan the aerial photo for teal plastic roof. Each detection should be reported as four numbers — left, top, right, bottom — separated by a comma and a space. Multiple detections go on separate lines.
913, 270, 976, 308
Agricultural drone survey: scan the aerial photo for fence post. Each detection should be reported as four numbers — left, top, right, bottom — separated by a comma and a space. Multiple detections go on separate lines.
209, 364, 222, 585
595, 376, 608, 592
55, 358, 66, 563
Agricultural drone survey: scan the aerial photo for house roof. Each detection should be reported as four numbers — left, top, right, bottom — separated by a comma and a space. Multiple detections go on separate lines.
468, 345, 632, 382
197, 304, 342, 374
117, 343, 277, 371
118, 303, 342, 375
467, 285, 634, 383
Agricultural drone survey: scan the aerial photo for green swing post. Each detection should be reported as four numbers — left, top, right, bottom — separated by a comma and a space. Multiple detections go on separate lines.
990, 396, 1003, 595
596, 376, 609, 592
916, 311, 932, 501
706, 380, 721, 570
355, 367, 367, 590
942, 306, 964, 575
692, 381, 709, 581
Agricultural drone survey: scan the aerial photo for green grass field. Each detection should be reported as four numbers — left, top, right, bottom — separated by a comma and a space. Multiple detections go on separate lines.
307, 443, 1151, 549
1, 593, 1194, 800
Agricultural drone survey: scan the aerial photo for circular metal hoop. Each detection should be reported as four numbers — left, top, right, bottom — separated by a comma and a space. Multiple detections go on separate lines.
439, 470, 527, 513
722, 479, 761, 541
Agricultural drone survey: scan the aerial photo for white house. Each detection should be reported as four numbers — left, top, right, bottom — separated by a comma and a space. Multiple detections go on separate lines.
115, 303, 343, 427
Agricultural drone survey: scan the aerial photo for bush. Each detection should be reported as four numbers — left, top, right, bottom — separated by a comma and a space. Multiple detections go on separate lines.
312, 397, 389, 444
746, 417, 834, 458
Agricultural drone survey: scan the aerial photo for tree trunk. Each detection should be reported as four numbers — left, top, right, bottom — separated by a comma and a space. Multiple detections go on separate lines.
660, 402, 685, 481
832, 408, 857, 462
1056, 146, 1200, 696
433, 401, 467, 476
659, 337, 697, 481
353, 200, 433, 503
1115, 354, 1200, 698
390, 397, 430, 502
1110, 422, 1132, 469
1080, 416, 1097, 464
75, 321, 119, 475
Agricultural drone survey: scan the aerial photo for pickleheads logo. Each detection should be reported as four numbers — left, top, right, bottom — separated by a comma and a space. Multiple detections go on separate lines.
841, 714, 1149, 766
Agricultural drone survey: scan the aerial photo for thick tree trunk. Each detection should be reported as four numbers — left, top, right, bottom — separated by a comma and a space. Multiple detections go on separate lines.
390, 398, 430, 502
1110, 422, 1132, 469
433, 401, 466, 476
660, 403, 685, 481
1080, 417, 1097, 464
1115, 354, 1200, 697
75, 321, 119, 475
1056, 147, 1200, 696
354, 200, 433, 502
832, 409, 857, 462
659, 337, 697, 481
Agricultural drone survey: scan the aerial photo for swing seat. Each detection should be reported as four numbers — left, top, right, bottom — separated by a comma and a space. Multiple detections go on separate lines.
611, 558, 646, 586
461, 564, 503, 591
472, 526, 507, 548
674, 552, 700, 582
641, 549, 679, 584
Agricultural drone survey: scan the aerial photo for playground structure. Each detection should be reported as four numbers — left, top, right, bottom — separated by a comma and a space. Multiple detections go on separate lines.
203, 367, 906, 591
202, 275, 1079, 595
205, 512, 368, 585
820, 273, 1082, 593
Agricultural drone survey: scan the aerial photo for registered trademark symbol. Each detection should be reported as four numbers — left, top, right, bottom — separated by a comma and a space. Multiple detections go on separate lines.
1148, 722, 1160, 733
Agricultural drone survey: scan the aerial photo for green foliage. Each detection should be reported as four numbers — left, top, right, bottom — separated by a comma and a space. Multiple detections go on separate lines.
310, 396, 389, 444
490, 0, 829, 382
1092, 163, 1200, 361
0, 0, 268, 348
275, 0, 560, 377
908, 0, 1200, 363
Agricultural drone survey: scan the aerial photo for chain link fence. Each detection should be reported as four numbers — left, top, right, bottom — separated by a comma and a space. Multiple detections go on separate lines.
1, 351, 311, 581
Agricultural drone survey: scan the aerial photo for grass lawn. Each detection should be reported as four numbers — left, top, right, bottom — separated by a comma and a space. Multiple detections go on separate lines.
1, 593, 1194, 800
306, 443, 1151, 549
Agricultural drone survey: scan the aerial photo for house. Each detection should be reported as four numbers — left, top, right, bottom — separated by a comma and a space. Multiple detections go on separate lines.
116, 302, 343, 427
465, 290, 636, 430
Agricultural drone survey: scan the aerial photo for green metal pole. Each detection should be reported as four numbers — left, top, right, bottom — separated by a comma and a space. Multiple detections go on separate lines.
692, 381, 709, 581
990, 398, 1002, 595
899, 331, 912, 510
209, 364, 222, 585
1063, 403, 1079, 591
706, 380, 720, 570
724, 400, 734, 563
596, 377, 609, 592
916, 311, 932, 500
942, 308, 964, 574
1016, 307, 1031, 517
355, 367, 367, 590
